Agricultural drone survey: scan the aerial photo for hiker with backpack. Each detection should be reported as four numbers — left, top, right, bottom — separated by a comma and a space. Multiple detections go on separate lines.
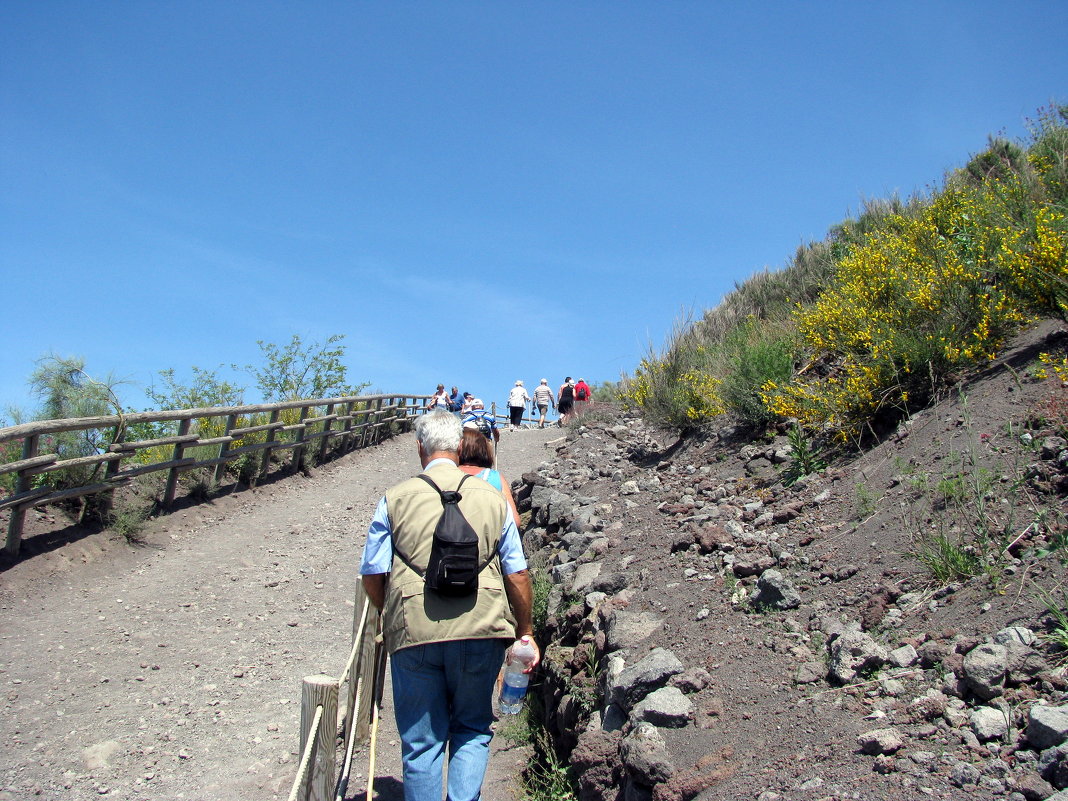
574, 377, 591, 416
531, 378, 555, 428
360, 411, 539, 801
461, 398, 500, 445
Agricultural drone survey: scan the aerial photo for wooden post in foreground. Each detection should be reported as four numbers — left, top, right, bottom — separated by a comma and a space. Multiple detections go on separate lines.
299, 674, 338, 801
349, 589, 380, 745
4, 434, 39, 558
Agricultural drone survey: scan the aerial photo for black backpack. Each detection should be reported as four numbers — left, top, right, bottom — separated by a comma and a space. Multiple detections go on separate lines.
465, 411, 495, 439
393, 474, 500, 597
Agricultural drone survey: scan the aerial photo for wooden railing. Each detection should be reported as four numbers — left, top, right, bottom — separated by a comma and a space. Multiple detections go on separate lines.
0, 392, 430, 557
289, 588, 383, 801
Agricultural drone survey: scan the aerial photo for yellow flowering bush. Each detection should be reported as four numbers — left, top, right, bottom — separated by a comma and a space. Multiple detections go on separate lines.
622, 350, 725, 428
625, 108, 1067, 439
1036, 352, 1068, 383
999, 207, 1068, 320
763, 182, 1030, 440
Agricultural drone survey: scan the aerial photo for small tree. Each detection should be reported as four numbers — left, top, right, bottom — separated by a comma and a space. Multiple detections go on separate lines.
28, 354, 126, 489
146, 366, 244, 411
241, 334, 367, 401
30, 354, 121, 422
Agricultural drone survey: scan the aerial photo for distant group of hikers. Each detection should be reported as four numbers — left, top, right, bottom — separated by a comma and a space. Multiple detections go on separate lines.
425, 376, 592, 431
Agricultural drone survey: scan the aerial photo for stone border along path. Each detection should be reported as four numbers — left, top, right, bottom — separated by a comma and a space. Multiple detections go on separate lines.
0, 424, 563, 801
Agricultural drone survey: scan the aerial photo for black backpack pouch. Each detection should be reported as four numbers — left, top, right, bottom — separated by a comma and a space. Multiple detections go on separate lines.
393, 474, 499, 598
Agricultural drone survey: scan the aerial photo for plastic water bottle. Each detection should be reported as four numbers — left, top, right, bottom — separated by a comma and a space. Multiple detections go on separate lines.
498, 637, 537, 714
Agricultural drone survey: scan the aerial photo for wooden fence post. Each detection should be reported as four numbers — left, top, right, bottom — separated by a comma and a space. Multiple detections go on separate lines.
258, 409, 281, 479
163, 418, 192, 507
317, 403, 335, 464
361, 400, 381, 450
99, 426, 126, 520
372, 399, 385, 446
4, 434, 39, 558
340, 401, 356, 452
293, 406, 310, 472
213, 413, 238, 484
299, 674, 338, 801
348, 591, 380, 745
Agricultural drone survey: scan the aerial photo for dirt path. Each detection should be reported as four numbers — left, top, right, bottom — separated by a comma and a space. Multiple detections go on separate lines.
0, 425, 563, 801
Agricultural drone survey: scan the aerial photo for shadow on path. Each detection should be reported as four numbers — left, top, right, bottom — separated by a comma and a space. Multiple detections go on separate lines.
346, 775, 404, 801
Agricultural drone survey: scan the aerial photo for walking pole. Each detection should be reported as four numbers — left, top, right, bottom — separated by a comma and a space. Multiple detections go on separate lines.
365, 627, 388, 800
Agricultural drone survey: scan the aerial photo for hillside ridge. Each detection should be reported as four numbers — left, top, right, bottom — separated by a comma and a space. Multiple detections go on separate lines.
517, 318, 1068, 800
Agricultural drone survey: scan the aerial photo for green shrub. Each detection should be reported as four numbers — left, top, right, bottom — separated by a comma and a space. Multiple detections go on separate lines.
622, 325, 725, 429
720, 321, 795, 427
913, 531, 985, 584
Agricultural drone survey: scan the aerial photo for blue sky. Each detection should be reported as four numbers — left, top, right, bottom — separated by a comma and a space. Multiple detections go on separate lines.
2, 2, 1065, 418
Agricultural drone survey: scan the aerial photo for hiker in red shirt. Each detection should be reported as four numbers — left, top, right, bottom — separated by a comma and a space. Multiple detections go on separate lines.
573, 378, 591, 416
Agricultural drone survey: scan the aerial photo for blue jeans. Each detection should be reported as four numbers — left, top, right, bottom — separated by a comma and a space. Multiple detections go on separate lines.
390, 638, 509, 801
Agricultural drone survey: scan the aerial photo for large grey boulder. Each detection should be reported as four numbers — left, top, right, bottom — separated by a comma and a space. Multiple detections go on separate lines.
611, 648, 684, 708
994, 626, 1037, 647
962, 643, 1009, 700
620, 723, 675, 785
750, 569, 801, 610
630, 686, 693, 728
1029, 704, 1068, 750
571, 562, 603, 595
550, 560, 578, 585
970, 706, 1010, 741
529, 486, 577, 527
828, 630, 888, 684
605, 611, 664, 653
888, 644, 919, 668
857, 727, 904, 755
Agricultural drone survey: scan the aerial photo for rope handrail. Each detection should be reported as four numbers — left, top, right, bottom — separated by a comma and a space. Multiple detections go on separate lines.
336, 600, 370, 688
285, 593, 380, 801
287, 703, 324, 801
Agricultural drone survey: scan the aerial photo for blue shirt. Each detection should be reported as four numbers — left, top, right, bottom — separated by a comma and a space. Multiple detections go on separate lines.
360, 458, 526, 576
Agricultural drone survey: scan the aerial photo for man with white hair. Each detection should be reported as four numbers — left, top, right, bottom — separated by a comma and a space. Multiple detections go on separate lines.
360, 411, 539, 801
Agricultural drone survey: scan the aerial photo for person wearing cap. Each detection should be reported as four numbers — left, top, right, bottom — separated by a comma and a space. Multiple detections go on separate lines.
506, 380, 531, 431
461, 398, 500, 444
531, 378, 555, 428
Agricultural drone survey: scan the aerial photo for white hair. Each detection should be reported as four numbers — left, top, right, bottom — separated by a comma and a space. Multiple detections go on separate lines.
415, 411, 461, 454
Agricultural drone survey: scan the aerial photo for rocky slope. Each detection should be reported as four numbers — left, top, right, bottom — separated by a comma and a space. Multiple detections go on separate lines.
515, 320, 1068, 801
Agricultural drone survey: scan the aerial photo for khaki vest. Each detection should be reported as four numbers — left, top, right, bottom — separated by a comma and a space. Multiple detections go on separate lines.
382, 463, 516, 654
